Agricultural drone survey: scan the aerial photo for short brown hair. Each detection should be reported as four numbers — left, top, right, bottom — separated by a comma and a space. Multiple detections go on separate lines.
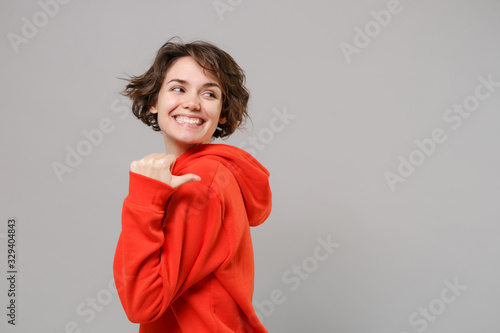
121, 38, 250, 139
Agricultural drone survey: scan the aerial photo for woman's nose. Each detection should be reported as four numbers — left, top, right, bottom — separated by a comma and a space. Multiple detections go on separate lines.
182, 93, 201, 110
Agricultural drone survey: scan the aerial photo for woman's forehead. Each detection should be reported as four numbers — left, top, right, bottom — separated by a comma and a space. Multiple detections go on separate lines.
165, 56, 219, 84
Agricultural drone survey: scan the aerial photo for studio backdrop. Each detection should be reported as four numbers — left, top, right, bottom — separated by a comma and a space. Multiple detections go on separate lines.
1, 0, 500, 332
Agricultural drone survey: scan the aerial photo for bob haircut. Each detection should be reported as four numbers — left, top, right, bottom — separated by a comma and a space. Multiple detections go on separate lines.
121, 38, 250, 139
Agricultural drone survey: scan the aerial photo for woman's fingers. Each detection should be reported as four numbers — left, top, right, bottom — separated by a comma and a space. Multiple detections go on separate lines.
131, 154, 199, 188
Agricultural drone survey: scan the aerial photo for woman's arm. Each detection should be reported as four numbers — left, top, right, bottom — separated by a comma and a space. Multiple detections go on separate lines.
113, 168, 229, 323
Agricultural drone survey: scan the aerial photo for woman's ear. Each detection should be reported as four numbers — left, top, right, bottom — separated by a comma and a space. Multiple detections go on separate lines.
218, 116, 227, 124
150, 106, 158, 114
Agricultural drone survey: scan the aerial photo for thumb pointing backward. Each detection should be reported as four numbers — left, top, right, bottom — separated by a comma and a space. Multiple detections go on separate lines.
171, 173, 201, 188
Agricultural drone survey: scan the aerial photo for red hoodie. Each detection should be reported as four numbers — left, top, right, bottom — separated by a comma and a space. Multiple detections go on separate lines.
113, 143, 272, 332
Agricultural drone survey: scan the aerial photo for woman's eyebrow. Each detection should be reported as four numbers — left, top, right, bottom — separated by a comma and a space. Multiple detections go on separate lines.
167, 78, 220, 90
202, 82, 221, 90
167, 78, 187, 85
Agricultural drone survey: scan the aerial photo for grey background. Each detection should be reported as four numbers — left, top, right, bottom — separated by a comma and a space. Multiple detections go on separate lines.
1, 0, 499, 332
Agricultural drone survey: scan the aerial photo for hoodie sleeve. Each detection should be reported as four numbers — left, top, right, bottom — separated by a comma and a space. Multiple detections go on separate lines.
113, 171, 229, 324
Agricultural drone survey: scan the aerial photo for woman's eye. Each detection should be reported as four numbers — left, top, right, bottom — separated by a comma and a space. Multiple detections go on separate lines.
204, 92, 217, 98
172, 87, 184, 92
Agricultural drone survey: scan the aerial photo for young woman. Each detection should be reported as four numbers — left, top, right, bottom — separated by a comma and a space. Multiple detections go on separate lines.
113, 39, 272, 332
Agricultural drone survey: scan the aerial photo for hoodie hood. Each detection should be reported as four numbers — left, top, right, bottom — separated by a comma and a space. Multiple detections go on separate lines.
171, 143, 272, 226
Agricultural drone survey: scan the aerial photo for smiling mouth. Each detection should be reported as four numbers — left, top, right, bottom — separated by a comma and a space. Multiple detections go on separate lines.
174, 116, 205, 126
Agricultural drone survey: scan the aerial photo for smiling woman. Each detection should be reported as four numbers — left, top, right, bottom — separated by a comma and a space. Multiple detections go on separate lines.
121, 38, 249, 141
149, 56, 227, 157
113, 38, 272, 333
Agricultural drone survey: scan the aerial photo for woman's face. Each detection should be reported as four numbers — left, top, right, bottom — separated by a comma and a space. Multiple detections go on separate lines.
150, 56, 226, 156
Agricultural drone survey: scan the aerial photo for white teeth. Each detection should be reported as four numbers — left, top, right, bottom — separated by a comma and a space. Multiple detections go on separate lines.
175, 116, 203, 125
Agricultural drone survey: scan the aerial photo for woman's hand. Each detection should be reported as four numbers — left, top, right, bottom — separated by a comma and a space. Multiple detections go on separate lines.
130, 153, 200, 188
